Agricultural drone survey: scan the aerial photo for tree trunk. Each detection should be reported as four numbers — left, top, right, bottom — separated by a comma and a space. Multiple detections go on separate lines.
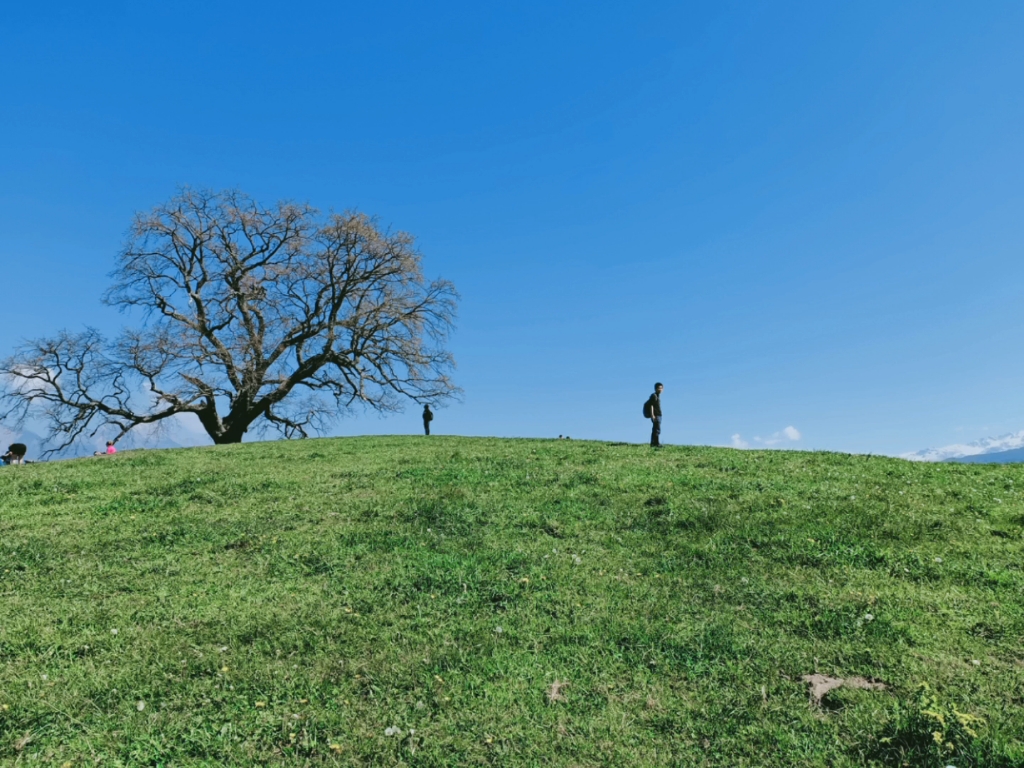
195, 401, 251, 445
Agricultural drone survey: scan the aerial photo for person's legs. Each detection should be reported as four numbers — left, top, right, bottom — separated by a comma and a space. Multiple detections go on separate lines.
424, 420, 430, 436
650, 416, 661, 447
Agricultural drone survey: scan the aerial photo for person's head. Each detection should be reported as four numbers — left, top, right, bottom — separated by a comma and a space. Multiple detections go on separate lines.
654, 382, 664, 394
106, 441, 114, 447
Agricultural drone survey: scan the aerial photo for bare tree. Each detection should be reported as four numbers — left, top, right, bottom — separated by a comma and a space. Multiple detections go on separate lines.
0, 189, 460, 453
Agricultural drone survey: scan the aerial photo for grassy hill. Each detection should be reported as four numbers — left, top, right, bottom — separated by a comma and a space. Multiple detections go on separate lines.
1, 437, 1022, 767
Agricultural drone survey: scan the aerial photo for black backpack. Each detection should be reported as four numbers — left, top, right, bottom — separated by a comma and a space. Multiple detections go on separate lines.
642, 398, 653, 418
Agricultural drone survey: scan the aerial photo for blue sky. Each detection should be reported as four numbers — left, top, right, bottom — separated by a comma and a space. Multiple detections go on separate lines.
2, 1, 1023, 455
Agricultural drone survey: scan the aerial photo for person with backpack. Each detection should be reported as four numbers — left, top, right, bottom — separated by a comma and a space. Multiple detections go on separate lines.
422, 404, 434, 436
643, 382, 664, 447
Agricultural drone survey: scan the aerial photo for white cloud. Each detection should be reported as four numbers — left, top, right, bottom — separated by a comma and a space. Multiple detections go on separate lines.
169, 412, 212, 439
901, 429, 1024, 462
731, 426, 802, 449
1, 366, 55, 396
121, 413, 212, 449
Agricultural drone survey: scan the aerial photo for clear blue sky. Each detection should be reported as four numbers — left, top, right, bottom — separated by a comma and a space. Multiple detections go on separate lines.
2, 1, 1023, 455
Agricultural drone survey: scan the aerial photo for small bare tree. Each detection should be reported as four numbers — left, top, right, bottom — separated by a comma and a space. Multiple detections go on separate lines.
0, 189, 459, 452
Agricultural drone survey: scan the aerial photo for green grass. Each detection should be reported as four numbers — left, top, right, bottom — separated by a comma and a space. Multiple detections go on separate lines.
1, 437, 1022, 767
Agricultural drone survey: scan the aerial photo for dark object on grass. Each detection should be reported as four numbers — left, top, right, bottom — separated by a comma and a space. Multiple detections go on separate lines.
2, 442, 27, 465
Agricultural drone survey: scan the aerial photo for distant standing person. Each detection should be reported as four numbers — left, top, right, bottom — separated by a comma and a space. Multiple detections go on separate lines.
422, 405, 434, 436
643, 382, 664, 447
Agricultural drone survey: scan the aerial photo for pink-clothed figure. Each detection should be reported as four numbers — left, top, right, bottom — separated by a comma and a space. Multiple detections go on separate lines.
106, 443, 117, 454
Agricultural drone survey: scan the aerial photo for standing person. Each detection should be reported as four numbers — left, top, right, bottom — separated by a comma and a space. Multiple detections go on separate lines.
644, 382, 664, 447
422, 405, 434, 436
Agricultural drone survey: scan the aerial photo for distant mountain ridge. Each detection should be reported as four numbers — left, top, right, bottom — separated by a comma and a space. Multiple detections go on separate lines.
948, 446, 1024, 464
902, 430, 1024, 463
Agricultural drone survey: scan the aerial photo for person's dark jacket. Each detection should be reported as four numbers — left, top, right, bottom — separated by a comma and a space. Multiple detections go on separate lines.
645, 393, 662, 418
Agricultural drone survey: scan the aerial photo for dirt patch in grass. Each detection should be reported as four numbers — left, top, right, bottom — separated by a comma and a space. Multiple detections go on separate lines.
800, 673, 887, 706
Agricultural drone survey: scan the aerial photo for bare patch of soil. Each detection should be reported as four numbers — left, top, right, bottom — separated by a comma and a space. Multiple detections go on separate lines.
800, 674, 887, 706
547, 680, 569, 704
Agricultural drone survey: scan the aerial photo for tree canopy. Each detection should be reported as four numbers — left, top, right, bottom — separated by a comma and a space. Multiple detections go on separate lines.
0, 189, 460, 452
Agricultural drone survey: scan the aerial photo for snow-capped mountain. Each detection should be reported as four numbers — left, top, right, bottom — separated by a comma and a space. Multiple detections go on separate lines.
901, 430, 1024, 462
948, 447, 1024, 464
